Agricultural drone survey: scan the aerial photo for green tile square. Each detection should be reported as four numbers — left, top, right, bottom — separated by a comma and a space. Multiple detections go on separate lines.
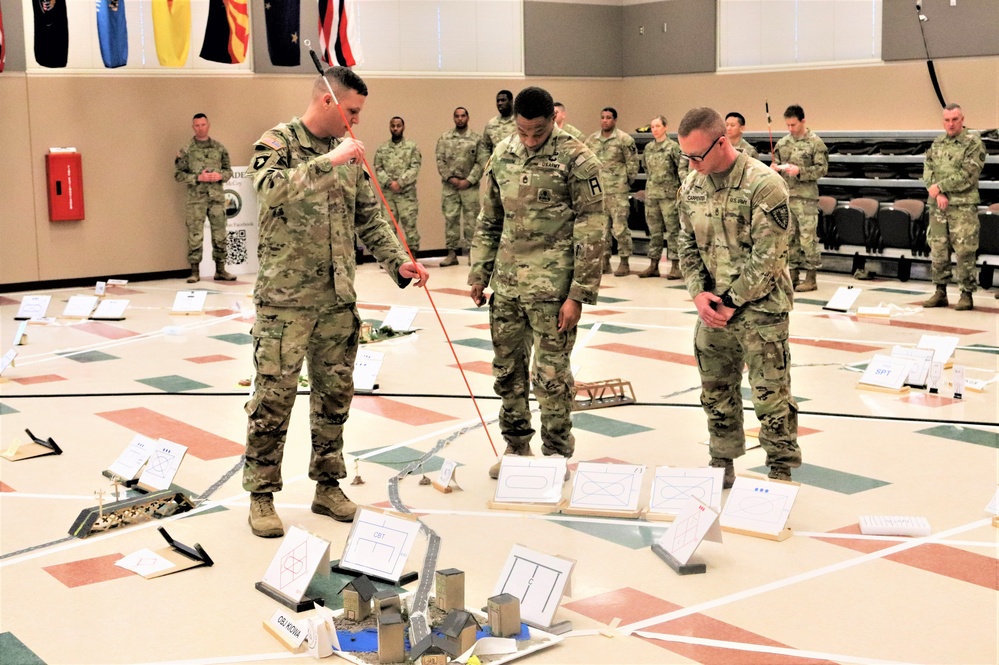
452, 338, 493, 351
666, 284, 689, 290
307, 566, 409, 609
916, 425, 998, 449
0, 632, 46, 665
350, 445, 450, 473
136, 375, 212, 392
58, 350, 119, 363
749, 462, 889, 495
210, 333, 253, 345
870, 287, 924, 295
571, 412, 653, 438
0, 403, 19, 416
794, 298, 826, 307
578, 323, 640, 334
596, 295, 629, 303
546, 516, 662, 550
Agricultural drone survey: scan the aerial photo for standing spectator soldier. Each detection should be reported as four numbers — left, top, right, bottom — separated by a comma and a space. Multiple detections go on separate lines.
174, 113, 235, 283
586, 107, 639, 276
468, 86, 604, 480
242, 67, 430, 538
922, 103, 986, 311
436, 107, 482, 267
676, 107, 799, 487
374, 116, 422, 253
640, 115, 688, 280
554, 102, 584, 140
771, 105, 828, 292
725, 112, 760, 160
477, 90, 516, 167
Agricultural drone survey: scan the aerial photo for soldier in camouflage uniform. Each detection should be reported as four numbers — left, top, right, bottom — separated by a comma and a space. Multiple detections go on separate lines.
243, 67, 430, 538
771, 105, 828, 292
374, 116, 422, 253
468, 86, 604, 479
586, 107, 639, 277
922, 103, 986, 311
436, 107, 482, 267
173, 113, 235, 283
640, 115, 688, 280
477, 90, 516, 169
725, 112, 760, 160
676, 107, 798, 487
554, 102, 584, 141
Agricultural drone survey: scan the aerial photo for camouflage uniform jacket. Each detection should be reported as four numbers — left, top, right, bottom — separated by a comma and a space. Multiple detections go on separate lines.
585, 128, 639, 195
923, 128, 985, 207
373, 138, 422, 194
477, 114, 517, 166
174, 137, 232, 196
677, 152, 792, 314
772, 129, 828, 201
561, 123, 584, 140
643, 136, 688, 200
469, 127, 605, 305
435, 128, 483, 185
247, 117, 410, 308
735, 137, 760, 160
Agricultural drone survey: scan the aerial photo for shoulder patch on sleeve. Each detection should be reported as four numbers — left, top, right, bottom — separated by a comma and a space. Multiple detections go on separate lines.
756, 175, 791, 229
570, 153, 601, 181
260, 136, 284, 151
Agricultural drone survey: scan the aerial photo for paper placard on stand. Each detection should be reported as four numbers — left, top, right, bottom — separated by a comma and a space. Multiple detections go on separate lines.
107, 279, 129, 286
433, 458, 460, 493
90, 299, 129, 321
171, 290, 208, 315
95, 281, 107, 296
562, 462, 644, 518
338, 508, 420, 583
107, 434, 156, 481
647, 466, 725, 521
890, 346, 934, 388
491, 456, 567, 510
822, 286, 862, 313
61, 295, 99, 318
380, 305, 419, 331
952, 365, 966, 398
353, 349, 383, 393
963, 377, 988, 393
136, 439, 187, 492
917, 334, 959, 368
0, 428, 63, 461
260, 526, 331, 604
115, 527, 213, 578
0, 349, 17, 376
13, 321, 29, 346
15, 295, 51, 320
857, 354, 911, 393
720, 476, 799, 540
985, 487, 999, 515
652, 497, 722, 573
492, 544, 574, 631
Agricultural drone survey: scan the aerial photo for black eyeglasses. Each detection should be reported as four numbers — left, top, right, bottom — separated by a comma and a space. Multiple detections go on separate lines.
680, 135, 722, 163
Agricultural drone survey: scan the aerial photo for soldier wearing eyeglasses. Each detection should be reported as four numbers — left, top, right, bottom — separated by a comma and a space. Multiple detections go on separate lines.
676, 107, 799, 488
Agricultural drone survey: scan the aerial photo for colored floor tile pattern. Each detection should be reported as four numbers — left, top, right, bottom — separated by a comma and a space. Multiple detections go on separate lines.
136, 375, 212, 393
10, 374, 67, 385
72, 322, 140, 340
451, 338, 494, 351
790, 337, 883, 354
209, 333, 253, 345
184, 354, 235, 364
351, 396, 457, 426
57, 350, 119, 363
547, 515, 659, 549
748, 462, 889, 494
43, 553, 134, 588
450, 361, 493, 376
96, 407, 244, 460
0, 403, 19, 415
0, 633, 46, 665
350, 445, 448, 474
571, 412, 653, 438
592, 343, 697, 366
915, 424, 998, 449
578, 323, 641, 334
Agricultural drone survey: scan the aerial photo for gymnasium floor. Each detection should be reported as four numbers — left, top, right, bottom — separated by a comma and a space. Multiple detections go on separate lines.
1, 260, 996, 665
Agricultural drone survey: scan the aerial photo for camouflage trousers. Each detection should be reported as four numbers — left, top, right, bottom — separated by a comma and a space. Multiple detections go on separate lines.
441, 185, 480, 250
489, 294, 577, 458
694, 310, 800, 468
644, 196, 680, 262
382, 190, 420, 254
928, 204, 979, 293
243, 303, 361, 493
185, 191, 227, 264
787, 197, 821, 271
603, 193, 633, 259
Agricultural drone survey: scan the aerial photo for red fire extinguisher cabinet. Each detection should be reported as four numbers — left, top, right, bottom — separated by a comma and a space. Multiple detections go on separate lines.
46, 150, 85, 221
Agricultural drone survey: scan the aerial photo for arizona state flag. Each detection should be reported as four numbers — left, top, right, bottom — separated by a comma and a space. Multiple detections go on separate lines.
200, 0, 249, 64
318, 0, 360, 67
264, 0, 299, 67
96, 0, 128, 69
33, 0, 70, 68
152, 0, 191, 67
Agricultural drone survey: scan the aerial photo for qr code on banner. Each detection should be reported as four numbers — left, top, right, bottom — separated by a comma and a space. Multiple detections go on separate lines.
226, 229, 247, 266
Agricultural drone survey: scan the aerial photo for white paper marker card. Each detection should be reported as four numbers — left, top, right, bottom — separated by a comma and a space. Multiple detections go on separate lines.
657, 497, 722, 565
566, 462, 644, 514
648, 466, 725, 518
822, 286, 862, 312
90, 299, 129, 320
261, 526, 331, 603
352, 348, 383, 392
0, 349, 17, 376
380, 305, 419, 331
171, 290, 208, 314
433, 458, 460, 493
136, 439, 187, 491
339, 508, 420, 582
985, 487, 999, 515
61, 295, 99, 318
492, 544, 574, 628
13, 321, 29, 346
917, 334, 959, 365
15, 295, 51, 320
720, 476, 799, 537
858, 354, 911, 392
890, 345, 934, 388
107, 434, 156, 481
494, 456, 566, 505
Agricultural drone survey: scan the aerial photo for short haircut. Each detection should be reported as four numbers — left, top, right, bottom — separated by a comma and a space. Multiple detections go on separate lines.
193, 113, 207, 120
602, 107, 618, 120
318, 66, 368, 96
513, 86, 554, 121
725, 112, 746, 126
944, 103, 962, 112
390, 116, 404, 124
454, 106, 468, 116
497, 89, 513, 101
553, 101, 566, 110
677, 107, 725, 139
783, 105, 805, 121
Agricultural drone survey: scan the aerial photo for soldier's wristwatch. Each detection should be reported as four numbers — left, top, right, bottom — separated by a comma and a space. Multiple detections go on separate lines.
720, 291, 737, 309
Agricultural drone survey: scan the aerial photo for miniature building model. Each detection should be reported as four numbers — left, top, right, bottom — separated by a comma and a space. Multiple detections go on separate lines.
373, 589, 402, 617
338, 575, 377, 621
434, 568, 465, 611
377, 611, 405, 663
440, 609, 481, 656
487, 593, 521, 638
410, 634, 459, 665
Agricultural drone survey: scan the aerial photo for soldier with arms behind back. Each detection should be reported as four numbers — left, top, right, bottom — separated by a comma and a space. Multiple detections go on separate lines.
585, 107, 639, 277
436, 107, 482, 266
374, 116, 422, 253
640, 115, 688, 280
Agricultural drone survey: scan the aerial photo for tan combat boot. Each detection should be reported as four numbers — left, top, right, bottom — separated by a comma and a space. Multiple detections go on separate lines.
613, 256, 631, 277
768, 465, 793, 482
709, 457, 735, 489
440, 250, 459, 267
186, 264, 200, 284
795, 269, 817, 292
955, 291, 974, 311
665, 261, 682, 280
638, 259, 660, 278
601, 256, 612, 275
312, 483, 358, 522
922, 285, 948, 308
248, 493, 284, 538
214, 262, 236, 281
790, 268, 799, 287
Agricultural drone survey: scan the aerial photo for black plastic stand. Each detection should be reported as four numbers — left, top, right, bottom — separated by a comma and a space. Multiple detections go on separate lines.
651, 544, 706, 575
255, 581, 325, 612
330, 560, 418, 586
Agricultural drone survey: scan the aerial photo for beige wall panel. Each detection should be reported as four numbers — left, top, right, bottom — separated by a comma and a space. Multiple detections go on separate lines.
0, 75, 41, 284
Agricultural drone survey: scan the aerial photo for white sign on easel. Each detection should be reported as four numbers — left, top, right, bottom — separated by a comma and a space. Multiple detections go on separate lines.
339, 508, 421, 583
890, 346, 934, 388
261, 526, 332, 603
985, 487, 999, 515
493, 456, 566, 505
433, 458, 460, 493
648, 466, 725, 518
13, 321, 29, 346
380, 306, 419, 332
492, 544, 574, 629
858, 354, 911, 392
917, 334, 959, 366
91, 299, 130, 321
822, 286, 862, 313
1, 349, 18, 375
720, 476, 799, 539
565, 462, 644, 515
952, 365, 966, 398
15, 295, 51, 320
352, 348, 384, 392
107, 434, 156, 481
656, 497, 722, 565
136, 439, 187, 491
199, 166, 259, 277
61, 295, 99, 318
171, 290, 208, 314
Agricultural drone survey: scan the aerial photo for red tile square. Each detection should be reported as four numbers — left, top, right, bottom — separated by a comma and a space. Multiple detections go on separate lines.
352, 396, 457, 426
450, 361, 493, 376
593, 343, 697, 366
467, 323, 492, 330
898, 393, 960, 407
790, 337, 883, 354
358, 303, 391, 311
73, 322, 140, 340
96, 407, 244, 461
11, 374, 67, 385
184, 354, 235, 364
0, 481, 15, 492
585, 309, 624, 316
43, 554, 134, 588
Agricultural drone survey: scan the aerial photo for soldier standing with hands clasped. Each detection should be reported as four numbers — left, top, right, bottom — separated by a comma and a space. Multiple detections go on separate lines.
436, 107, 482, 266
374, 116, 423, 253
